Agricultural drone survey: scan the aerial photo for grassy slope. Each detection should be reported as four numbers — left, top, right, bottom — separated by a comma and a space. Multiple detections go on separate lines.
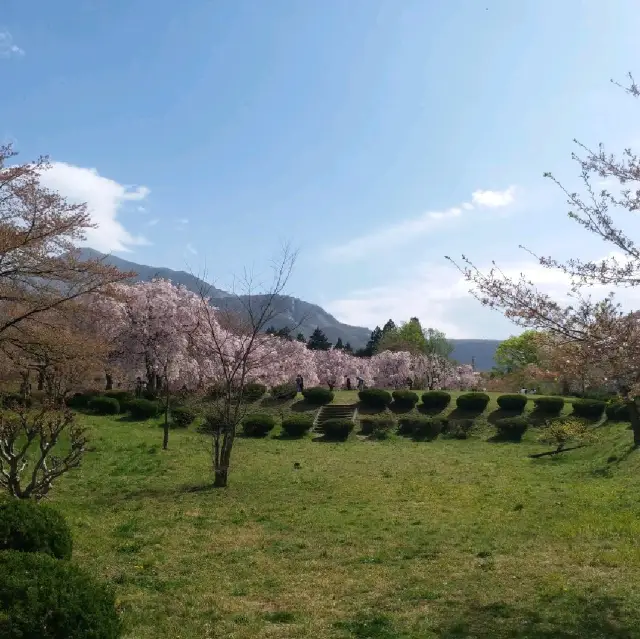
45, 394, 640, 639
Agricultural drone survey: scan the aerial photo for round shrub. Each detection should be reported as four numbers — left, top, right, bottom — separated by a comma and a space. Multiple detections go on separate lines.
456, 392, 490, 412
359, 414, 397, 435
496, 393, 527, 412
281, 415, 314, 437
533, 396, 564, 415
495, 416, 529, 441
399, 416, 446, 440
87, 396, 120, 415
302, 386, 335, 405
127, 398, 159, 420
421, 390, 451, 412
271, 383, 298, 401
446, 418, 475, 440
321, 418, 354, 441
0, 501, 72, 560
572, 398, 606, 419
103, 390, 134, 405
606, 401, 631, 422
242, 413, 276, 437
392, 390, 419, 409
0, 550, 121, 639
171, 406, 196, 428
358, 388, 393, 410
243, 382, 267, 403
66, 390, 100, 410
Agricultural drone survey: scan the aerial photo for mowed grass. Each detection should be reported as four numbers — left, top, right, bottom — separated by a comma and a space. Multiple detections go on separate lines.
44, 391, 640, 638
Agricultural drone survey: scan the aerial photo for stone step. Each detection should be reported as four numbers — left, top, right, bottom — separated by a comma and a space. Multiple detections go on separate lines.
313, 404, 358, 431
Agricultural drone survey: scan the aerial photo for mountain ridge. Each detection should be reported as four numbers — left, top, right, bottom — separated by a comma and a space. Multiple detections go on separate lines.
78, 248, 501, 370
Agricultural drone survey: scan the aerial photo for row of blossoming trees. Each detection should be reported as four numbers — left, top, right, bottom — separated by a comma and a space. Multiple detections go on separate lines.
93, 278, 480, 395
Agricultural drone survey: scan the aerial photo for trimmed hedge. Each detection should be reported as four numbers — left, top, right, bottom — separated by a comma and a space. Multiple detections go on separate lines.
243, 382, 266, 403
66, 390, 101, 410
358, 388, 392, 409
456, 392, 490, 412
0, 501, 72, 560
302, 386, 335, 405
496, 394, 527, 411
533, 396, 564, 415
446, 418, 475, 440
606, 401, 631, 422
359, 414, 397, 435
572, 398, 606, 419
281, 415, 314, 437
127, 398, 159, 420
88, 396, 120, 415
0, 550, 122, 639
103, 390, 134, 406
242, 413, 276, 437
495, 416, 529, 441
421, 391, 451, 411
171, 406, 196, 428
271, 383, 298, 401
321, 418, 354, 441
392, 390, 419, 409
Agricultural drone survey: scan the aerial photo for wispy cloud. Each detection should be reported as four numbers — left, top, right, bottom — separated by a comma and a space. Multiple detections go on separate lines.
0, 30, 24, 57
38, 162, 150, 252
324, 186, 516, 262
147, 218, 159, 227
186, 243, 197, 255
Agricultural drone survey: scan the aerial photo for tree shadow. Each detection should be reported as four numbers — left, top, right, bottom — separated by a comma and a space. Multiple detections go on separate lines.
436, 593, 636, 638
448, 407, 484, 421
528, 409, 560, 426
356, 403, 386, 416
487, 408, 523, 425
417, 404, 447, 417
259, 396, 294, 409
389, 403, 415, 415
289, 400, 317, 413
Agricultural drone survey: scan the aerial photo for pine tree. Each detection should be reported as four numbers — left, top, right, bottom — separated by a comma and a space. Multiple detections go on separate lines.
335, 337, 344, 350
296, 332, 306, 343
343, 342, 353, 353
306, 327, 332, 351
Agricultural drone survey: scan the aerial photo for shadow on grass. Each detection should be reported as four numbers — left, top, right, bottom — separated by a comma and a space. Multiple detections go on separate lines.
448, 407, 485, 421
389, 403, 416, 415
356, 403, 386, 416
436, 593, 636, 638
487, 408, 523, 425
259, 396, 296, 409
273, 432, 310, 441
289, 400, 317, 413
417, 404, 447, 417
528, 409, 561, 426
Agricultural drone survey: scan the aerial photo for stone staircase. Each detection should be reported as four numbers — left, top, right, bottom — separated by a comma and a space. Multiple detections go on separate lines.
313, 403, 358, 432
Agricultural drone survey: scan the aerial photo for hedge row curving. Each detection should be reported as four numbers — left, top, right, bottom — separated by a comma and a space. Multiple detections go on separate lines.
358, 388, 392, 409
456, 392, 490, 412
572, 398, 606, 419
533, 396, 564, 415
0, 500, 73, 560
242, 413, 276, 437
496, 394, 527, 411
302, 386, 334, 405
392, 390, 419, 409
281, 415, 314, 437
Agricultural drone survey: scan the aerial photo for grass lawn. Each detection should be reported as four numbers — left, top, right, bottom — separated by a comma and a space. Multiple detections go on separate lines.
42, 393, 640, 638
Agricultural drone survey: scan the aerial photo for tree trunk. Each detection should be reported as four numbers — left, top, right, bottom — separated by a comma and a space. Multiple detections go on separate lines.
627, 400, 640, 447
105, 373, 113, 391
162, 379, 170, 450
213, 468, 228, 487
37, 369, 44, 391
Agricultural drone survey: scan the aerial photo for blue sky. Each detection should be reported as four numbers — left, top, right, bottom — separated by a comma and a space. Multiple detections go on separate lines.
2, 0, 640, 339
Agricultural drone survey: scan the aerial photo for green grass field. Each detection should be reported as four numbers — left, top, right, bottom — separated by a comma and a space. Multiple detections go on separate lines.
42, 391, 640, 638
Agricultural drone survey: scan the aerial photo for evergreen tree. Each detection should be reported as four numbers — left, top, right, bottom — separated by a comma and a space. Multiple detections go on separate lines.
382, 319, 396, 335
306, 327, 332, 351
296, 332, 306, 343
335, 337, 344, 350
343, 342, 353, 353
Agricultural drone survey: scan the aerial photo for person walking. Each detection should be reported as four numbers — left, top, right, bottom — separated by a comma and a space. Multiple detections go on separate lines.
346, 377, 352, 391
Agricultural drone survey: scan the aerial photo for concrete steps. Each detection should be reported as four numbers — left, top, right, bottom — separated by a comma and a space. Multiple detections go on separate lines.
313, 403, 358, 432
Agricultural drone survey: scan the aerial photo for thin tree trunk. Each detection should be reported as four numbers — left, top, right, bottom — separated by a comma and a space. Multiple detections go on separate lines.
162, 379, 170, 450
627, 400, 640, 447
105, 373, 113, 391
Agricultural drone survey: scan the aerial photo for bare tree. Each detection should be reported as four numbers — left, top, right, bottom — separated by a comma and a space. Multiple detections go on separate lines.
0, 403, 87, 500
447, 73, 640, 445
196, 246, 297, 488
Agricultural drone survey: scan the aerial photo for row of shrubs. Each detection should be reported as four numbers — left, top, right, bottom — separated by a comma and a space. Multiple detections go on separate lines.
0, 500, 121, 637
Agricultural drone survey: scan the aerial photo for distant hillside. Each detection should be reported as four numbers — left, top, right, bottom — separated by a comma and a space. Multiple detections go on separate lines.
79, 249, 501, 370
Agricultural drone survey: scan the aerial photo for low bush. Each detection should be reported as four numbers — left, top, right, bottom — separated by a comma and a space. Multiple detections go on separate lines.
606, 401, 631, 422
421, 391, 451, 411
171, 406, 196, 428
446, 418, 475, 439
495, 416, 529, 441
359, 414, 397, 435
243, 382, 267, 403
103, 390, 134, 406
302, 386, 335, 405
533, 396, 564, 415
496, 393, 527, 411
87, 396, 120, 415
572, 398, 606, 419
242, 413, 276, 437
321, 418, 354, 441
392, 390, 419, 409
271, 383, 298, 401
66, 390, 100, 410
0, 500, 72, 560
281, 415, 314, 437
413, 416, 447, 440
127, 398, 160, 420
0, 550, 122, 638
358, 388, 392, 409
456, 392, 491, 412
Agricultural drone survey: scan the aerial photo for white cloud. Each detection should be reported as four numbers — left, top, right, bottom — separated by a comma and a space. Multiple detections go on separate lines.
325, 252, 640, 339
471, 186, 516, 207
325, 186, 516, 262
186, 243, 197, 255
0, 30, 24, 57
177, 218, 189, 224
38, 162, 150, 253
147, 218, 159, 227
